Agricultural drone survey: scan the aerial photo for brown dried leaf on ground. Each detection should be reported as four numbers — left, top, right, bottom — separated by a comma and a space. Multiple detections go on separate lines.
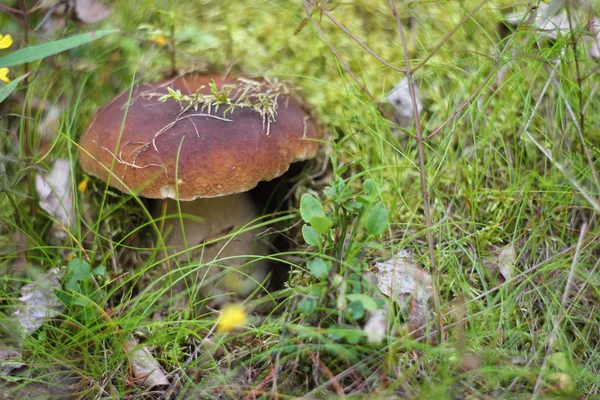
483, 244, 516, 283
588, 17, 600, 59
371, 250, 434, 340
0, 348, 24, 377
387, 78, 423, 128
35, 159, 74, 244
363, 309, 386, 344
38, 0, 111, 27
74, 0, 112, 24
505, 2, 571, 41
11, 268, 65, 341
125, 338, 170, 390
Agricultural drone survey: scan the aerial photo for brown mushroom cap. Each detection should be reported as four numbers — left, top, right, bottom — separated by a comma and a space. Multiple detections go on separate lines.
79, 74, 321, 200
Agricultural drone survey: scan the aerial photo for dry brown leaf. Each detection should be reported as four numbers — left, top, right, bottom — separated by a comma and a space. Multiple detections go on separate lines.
387, 78, 423, 127
11, 268, 65, 341
35, 159, 74, 244
373, 250, 432, 303
363, 310, 386, 344
125, 339, 169, 389
38, 0, 111, 25
505, 3, 571, 41
74, 0, 112, 24
372, 250, 434, 340
483, 244, 516, 283
588, 17, 600, 59
0, 348, 24, 376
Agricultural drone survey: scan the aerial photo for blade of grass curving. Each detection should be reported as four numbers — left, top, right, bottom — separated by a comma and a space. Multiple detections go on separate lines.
0, 29, 119, 68
0, 73, 29, 103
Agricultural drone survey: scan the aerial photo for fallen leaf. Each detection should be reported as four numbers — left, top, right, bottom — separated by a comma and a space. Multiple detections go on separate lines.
363, 309, 386, 344
387, 78, 423, 127
0, 348, 24, 376
74, 0, 111, 24
372, 250, 434, 340
373, 250, 432, 303
483, 244, 516, 283
11, 268, 65, 341
37, 105, 61, 143
505, 2, 573, 41
125, 339, 169, 389
588, 17, 600, 59
35, 159, 74, 244
456, 353, 481, 373
37, 0, 111, 25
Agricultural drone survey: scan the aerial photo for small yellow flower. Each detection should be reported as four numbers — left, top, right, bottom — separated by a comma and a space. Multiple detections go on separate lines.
150, 34, 167, 46
0, 68, 9, 84
0, 34, 13, 50
78, 177, 89, 193
216, 304, 247, 333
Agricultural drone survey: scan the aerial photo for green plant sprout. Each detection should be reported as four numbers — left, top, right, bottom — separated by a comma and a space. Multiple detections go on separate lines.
157, 77, 294, 134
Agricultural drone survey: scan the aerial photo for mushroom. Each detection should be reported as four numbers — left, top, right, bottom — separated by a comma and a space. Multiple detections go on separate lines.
79, 74, 321, 300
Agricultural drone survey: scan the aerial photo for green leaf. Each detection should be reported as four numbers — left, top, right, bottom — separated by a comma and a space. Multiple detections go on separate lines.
91, 265, 106, 276
297, 297, 317, 314
65, 258, 91, 291
300, 194, 324, 223
307, 258, 331, 280
326, 326, 363, 344
342, 200, 362, 212
549, 352, 569, 372
346, 293, 379, 311
309, 215, 331, 234
363, 178, 383, 197
365, 202, 388, 235
0, 30, 119, 68
348, 300, 365, 320
302, 224, 321, 246
0, 74, 28, 104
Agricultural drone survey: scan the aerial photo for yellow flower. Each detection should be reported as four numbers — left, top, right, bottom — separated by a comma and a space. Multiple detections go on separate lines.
0, 34, 13, 49
216, 304, 247, 333
78, 177, 89, 193
0, 68, 9, 84
150, 34, 166, 46
0, 34, 12, 84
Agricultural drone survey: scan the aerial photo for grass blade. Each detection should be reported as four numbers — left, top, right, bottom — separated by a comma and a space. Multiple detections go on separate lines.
0, 29, 119, 68
0, 73, 29, 103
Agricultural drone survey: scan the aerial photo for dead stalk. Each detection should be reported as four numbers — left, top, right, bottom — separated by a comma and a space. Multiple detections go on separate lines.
388, 0, 444, 342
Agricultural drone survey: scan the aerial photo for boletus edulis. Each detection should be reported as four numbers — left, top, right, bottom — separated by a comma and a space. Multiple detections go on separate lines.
79, 74, 321, 301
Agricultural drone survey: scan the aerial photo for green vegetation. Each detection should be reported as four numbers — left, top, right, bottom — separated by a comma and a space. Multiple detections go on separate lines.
1, 0, 599, 398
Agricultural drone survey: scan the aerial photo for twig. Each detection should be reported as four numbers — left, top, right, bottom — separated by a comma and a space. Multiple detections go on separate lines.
389, 0, 444, 342
412, 0, 489, 72
151, 112, 232, 151
319, 8, 406, 73
307, 349, 346, 397
242, 366, 275, 400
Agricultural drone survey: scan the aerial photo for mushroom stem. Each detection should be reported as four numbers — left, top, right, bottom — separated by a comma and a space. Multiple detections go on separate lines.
153, 192, 270, 301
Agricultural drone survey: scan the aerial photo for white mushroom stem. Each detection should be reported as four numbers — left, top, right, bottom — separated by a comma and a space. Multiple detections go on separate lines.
153, 193, 270, 301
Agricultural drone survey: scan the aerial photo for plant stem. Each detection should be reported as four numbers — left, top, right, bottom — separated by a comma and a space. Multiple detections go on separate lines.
389, 0, 444, 342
